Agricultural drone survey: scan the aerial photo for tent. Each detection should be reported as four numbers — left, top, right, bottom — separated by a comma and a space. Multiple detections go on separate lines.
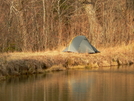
63, 35, 100, 53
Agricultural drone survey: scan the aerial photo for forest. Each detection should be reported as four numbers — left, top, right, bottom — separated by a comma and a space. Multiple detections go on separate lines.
0, 0, 134, 52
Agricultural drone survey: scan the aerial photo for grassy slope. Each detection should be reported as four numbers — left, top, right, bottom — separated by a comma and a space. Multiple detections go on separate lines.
0, 43, 134, 79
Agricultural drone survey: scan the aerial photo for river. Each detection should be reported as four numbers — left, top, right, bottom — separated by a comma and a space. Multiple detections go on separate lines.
0, 65, 134, 101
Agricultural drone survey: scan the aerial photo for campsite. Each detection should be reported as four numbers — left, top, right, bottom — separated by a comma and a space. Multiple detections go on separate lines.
0, 0, 134, 101
0, 41, 134, 79
0, 43, 134, 101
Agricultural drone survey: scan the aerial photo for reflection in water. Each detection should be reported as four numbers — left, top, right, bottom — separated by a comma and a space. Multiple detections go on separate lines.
0, 65, 134, 101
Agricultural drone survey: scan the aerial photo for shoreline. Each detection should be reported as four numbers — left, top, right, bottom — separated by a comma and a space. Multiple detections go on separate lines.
0, 44, 134, 80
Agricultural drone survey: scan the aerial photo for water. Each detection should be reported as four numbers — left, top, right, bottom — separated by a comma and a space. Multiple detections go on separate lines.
0, 65, 134, 101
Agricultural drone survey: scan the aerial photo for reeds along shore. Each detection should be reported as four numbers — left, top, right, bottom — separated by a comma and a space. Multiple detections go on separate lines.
0, 43, 134, 80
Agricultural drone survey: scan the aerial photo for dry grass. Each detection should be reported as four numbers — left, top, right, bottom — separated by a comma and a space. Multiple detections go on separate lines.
1, 42, 134, 62
0, 42, 133, 60
99, 43, 134, 55
0, 42, 134, 80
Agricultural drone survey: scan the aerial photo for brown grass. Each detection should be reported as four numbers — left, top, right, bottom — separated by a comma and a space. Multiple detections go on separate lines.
0, 43, 134, 80
1, 42, 134, 62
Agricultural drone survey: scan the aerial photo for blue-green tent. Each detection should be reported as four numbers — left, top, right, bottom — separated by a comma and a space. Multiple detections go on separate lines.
63, 35, 99, 53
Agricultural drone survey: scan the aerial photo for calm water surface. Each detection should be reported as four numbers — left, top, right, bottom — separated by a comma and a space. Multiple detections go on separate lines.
0, 65, 134, 101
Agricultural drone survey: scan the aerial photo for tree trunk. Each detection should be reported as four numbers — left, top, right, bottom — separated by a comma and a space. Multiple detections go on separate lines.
83, 0, 102, 45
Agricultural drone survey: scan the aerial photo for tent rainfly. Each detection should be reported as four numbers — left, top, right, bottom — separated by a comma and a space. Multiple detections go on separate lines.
63, 35, 100, 53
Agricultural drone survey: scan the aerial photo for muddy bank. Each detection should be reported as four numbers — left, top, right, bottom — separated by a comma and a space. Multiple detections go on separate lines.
0, 50, 134, 80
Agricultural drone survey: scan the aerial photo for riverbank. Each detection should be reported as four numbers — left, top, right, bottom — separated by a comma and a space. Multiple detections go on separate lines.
0, 43, 134, 80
